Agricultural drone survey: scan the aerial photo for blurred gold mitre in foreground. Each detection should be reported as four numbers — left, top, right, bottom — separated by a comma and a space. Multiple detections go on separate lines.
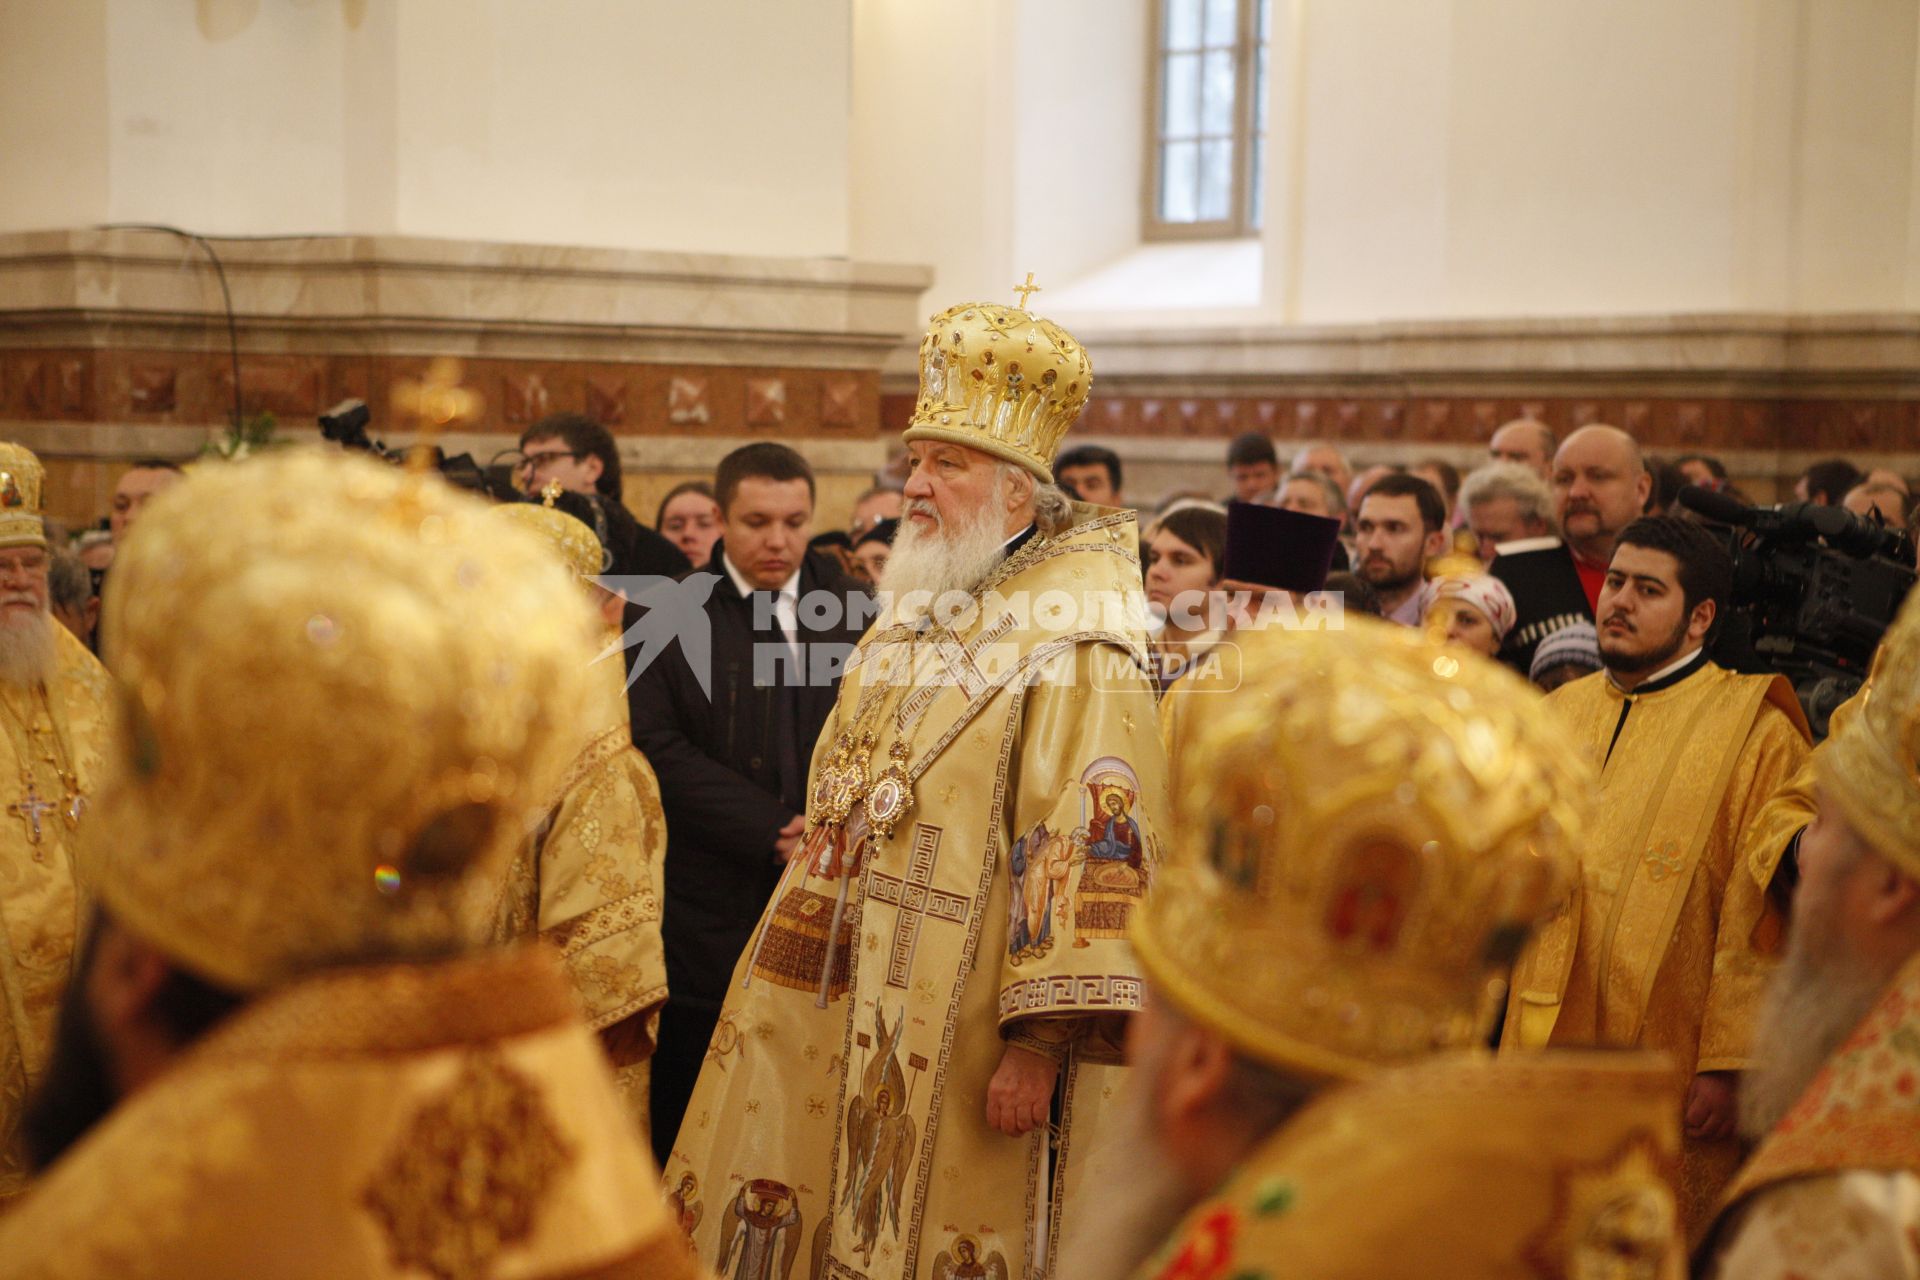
1133, 617, 1593, 1081
89, 449, 602, 991
0, 442, 47, 550
492, 486, 606, 584
901, 298, 1092, 481
1821, 583, 1920, 881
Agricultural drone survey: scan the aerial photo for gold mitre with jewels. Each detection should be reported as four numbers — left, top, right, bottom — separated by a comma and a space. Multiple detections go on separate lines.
900, 282, 1092, 482
1133, 617, 1593, 1081
0, 442, 47, 549
490, 481, 606, 583
1821, 584, 1920, 880
88, 449, 601, 992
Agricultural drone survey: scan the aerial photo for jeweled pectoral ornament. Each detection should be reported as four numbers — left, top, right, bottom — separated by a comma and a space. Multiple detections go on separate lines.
863, 740, 914, 841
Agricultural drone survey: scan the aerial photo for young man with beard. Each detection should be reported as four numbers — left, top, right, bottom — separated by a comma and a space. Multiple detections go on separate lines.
1696, 589, 1920, 1275
1059, 619, 1685, 1280
663, 296, 1168, 1280
0, 443, 112, 1209
1351, 472, 1447, 625
0, 450, 697, 1277
1492, 423, 1652, 677
1503, 515, 1812, 1241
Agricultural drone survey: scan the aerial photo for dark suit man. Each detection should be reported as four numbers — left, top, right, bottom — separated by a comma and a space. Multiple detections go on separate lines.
628, 443, 869, 1163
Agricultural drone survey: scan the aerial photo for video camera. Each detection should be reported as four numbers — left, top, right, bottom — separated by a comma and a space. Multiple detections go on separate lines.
1678, 484, 1915, 737
318, 399, 520, 501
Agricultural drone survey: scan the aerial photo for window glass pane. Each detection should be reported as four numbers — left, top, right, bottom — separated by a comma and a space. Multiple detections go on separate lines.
1161, 141, 1200, 222
1162, 52, 1200, 137
1249, 135, 1265, 229
1200, 49, 1236, 136
1165, 0, 1203, 51
1198, 139, 1233, 220
1204, 0, 1238, 46
1254, 45, 1269, 127
1257, 0, 1272, 40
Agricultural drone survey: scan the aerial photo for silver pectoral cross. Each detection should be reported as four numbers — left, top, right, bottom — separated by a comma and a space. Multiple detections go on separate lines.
10, 783, 54, 845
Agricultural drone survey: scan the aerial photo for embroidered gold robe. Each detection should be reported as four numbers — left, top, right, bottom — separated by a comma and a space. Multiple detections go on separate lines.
1503, 662, 1811, 1237
492, 653, 669, 1142
1699, 952, 1920, 1278
665, 506, 1169, 1280
0, 947, 700, 1279
1128, 1052, 1686, 1280
0, 625, 111, 1206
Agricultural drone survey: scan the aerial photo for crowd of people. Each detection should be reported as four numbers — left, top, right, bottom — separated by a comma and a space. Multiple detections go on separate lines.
0, 293, 1916, 1278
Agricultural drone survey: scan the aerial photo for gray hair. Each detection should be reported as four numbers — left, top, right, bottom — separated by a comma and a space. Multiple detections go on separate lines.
1280, 469, 1347, 517
1459, 461, 1556, 531
48, 549, 92, 614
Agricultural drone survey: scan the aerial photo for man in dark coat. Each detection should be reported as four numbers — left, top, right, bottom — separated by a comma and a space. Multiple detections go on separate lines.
626, 443, 870, 1164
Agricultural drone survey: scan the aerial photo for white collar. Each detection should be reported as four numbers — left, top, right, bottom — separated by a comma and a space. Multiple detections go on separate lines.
1493, 535, 1563, 556
721, 551, 801, 601
1609, 645, 1705, 693
1003, 524, 1034, 554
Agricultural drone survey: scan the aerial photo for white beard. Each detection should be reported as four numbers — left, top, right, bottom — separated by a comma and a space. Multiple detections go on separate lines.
0, 606, 55, 688
877, 488, 1011, 626
1053, 1034, 1198, 1280
1739, 909, 1890, 1141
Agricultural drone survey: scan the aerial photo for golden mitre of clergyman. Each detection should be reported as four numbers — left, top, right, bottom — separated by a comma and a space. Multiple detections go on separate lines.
0, 442, 48, 550
1133, 617, 1593, 1081
87, 449, 601, 992
1821, 586, 1920, 880
900, 291, 1092, 482
491, 482, 606, 583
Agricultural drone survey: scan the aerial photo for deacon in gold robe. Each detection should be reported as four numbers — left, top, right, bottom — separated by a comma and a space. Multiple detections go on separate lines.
0, 443, 111, 1208
1060, 619, 1685, 1280
664, 297, 1169, 1280
491, 491, 670, 1141
0, 446, 699, 1277
1696, 586, 1920, 1279
1504, 516, 1811, 1237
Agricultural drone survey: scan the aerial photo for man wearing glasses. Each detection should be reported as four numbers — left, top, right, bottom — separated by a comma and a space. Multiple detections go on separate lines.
518, 413, 690, 579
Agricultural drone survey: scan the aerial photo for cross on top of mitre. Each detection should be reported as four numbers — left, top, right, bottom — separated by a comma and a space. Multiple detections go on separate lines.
391, 357, 483, 475
1013, 272, 1042, 310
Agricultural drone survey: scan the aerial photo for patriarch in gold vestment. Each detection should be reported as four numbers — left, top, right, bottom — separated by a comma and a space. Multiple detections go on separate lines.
491, 490, 670, 1141
1697, 585, 1920, 1278
1056, 618, 1686, 1280
0, 444, 111, 1208
0, 446, 700, 1278
665, 294, 1169, 1280
1503, 516, 1812, 1238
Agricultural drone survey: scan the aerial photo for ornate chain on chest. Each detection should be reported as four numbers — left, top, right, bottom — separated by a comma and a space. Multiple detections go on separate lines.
809, 629, 936, 850
0, 680, 84, 859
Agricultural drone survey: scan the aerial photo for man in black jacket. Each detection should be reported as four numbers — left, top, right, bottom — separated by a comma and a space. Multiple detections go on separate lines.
627, 443, 870, 1163
518, 412, 690, 579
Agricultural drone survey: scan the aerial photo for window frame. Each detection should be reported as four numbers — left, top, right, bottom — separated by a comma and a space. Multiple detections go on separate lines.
1143, 0, 1269, 242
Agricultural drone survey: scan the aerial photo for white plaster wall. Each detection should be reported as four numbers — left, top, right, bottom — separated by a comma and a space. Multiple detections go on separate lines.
2, 0, 855, 257
390, 0, 852, 257
848, 0, 1018, 311
0, 0, 111, 235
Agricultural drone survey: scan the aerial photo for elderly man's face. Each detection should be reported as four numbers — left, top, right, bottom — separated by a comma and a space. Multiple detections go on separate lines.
0, 546, 50, 624
850, 490, 903, 541
1489, 423, 1553, 478
902, 441, 1016, 540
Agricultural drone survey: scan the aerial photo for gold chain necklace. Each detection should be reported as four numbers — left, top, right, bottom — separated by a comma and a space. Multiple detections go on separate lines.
0, 679, 82, 860
809, 626, 929, 848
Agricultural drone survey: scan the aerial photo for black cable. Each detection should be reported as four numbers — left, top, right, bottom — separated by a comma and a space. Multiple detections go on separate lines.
93, 223, 244, 430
